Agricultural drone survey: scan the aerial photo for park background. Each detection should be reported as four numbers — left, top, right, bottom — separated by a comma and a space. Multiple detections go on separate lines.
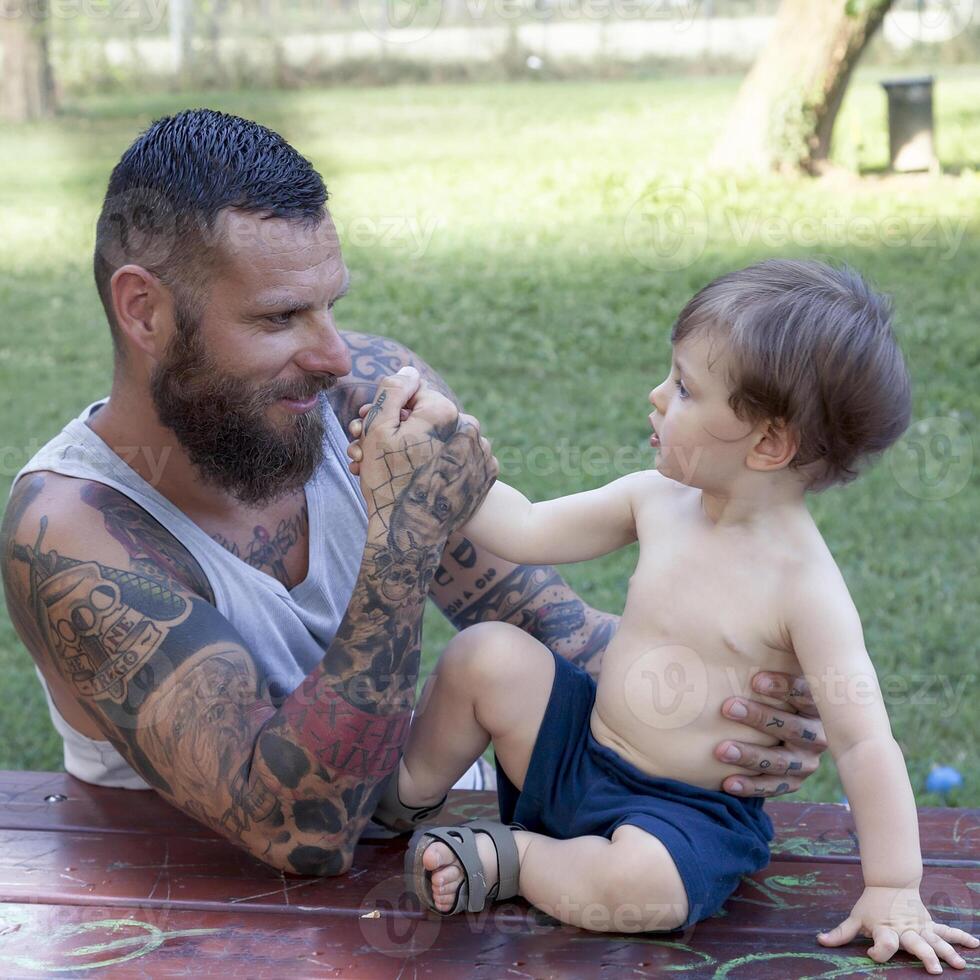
0, 0, 977, 807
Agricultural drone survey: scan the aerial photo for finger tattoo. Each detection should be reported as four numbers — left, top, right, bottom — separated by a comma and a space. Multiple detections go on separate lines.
362, 391, 387, 434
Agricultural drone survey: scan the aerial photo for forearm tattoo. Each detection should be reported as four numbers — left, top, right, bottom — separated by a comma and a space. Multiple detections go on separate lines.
449, 560, 618, 677
0, 443, 473, 875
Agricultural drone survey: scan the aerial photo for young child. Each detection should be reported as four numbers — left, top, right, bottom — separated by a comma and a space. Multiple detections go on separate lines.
354, 259, 978, 972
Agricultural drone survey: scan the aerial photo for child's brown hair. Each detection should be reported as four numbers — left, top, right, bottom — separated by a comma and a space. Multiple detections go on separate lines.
671, 259, 912, 492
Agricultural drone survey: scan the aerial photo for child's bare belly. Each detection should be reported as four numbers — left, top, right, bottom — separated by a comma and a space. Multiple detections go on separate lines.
591, 630, 801, 791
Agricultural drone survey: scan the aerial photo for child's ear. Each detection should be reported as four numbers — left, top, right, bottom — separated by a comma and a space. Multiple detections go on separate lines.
747, 418, 799, 472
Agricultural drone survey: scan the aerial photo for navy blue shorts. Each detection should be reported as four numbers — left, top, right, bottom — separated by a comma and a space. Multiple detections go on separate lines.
495, 650, 774, 930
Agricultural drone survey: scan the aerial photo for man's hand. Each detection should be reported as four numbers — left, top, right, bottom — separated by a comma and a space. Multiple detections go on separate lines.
348, 368, 498, 549
715, 671, 829, 798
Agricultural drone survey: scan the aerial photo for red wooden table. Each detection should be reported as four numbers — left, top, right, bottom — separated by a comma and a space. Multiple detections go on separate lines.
0, 770, 976, 978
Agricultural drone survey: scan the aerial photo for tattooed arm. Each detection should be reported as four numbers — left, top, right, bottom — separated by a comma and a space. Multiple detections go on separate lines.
0, 373, 494, 874
330, 329, 620, 676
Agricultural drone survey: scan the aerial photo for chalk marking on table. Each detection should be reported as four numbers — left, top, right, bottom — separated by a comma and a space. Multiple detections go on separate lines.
0, 917, 222, 972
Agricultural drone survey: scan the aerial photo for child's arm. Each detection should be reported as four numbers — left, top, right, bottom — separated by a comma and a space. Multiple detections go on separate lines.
461, 471, 655, 566
786, 568, 978, 973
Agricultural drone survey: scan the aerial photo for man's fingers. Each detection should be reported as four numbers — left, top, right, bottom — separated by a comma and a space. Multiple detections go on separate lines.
715, 739, 818, 778
362, 367, 421, 434
722, 697, 827, 750
355, 408, 408, 436
721, 773, 803, 797
410, 385, 459, 432
817, 915, 862, 947
752, 671, 819, 718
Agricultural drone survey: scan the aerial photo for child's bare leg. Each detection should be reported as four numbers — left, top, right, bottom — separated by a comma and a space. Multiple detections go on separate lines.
427, 823, 689, 932
397, 621, 555, 808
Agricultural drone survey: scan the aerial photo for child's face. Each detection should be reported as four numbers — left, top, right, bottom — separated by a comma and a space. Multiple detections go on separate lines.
647, 331, 764, 489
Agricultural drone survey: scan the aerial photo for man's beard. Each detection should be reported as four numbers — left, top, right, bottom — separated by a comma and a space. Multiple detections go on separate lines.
150, 310, 335, 507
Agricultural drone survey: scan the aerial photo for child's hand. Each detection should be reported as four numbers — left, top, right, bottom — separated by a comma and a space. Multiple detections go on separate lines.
818, 886, 979, 973
347, 401, 410, 476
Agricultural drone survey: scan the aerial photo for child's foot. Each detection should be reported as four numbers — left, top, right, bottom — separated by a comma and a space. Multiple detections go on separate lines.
421, 830, 500, 913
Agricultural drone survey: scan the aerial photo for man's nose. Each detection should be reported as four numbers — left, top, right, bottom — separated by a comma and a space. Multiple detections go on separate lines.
296, 317, 351, 378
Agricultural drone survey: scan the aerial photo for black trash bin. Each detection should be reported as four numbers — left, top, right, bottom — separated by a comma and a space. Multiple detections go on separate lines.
881, 76, 937, 173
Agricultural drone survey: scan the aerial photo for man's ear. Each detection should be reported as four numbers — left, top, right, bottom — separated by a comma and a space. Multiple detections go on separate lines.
110, 264, 174, 362
747, 418, 799, 473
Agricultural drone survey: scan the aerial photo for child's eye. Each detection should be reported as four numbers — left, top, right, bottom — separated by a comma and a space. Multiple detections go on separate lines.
675, 379, 689, 399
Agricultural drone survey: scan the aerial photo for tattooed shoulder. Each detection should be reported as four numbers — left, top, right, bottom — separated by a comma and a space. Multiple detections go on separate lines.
78, 482, 215, 602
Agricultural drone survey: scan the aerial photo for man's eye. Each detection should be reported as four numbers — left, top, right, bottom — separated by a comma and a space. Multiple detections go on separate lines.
267, 312, 294, 326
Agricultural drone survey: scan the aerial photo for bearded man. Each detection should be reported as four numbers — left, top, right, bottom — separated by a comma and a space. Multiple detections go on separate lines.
0, 109, 828, 875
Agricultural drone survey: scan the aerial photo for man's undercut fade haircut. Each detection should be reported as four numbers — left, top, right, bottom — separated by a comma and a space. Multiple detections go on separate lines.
670, 259, 912, 493
93, 108, 328, 357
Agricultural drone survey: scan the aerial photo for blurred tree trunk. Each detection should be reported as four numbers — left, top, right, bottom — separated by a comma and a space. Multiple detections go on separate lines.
710, 0, 894, 174
1, 0, 56, 122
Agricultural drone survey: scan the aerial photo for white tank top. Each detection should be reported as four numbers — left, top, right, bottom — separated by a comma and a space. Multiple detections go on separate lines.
12, 397, 369, 789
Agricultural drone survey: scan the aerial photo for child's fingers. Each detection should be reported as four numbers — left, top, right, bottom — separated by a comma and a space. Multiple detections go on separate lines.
400, 408, 410, 421
931, 925, 980, 948
867, 926, 900, 962
349, 418, 363, 439
347, 442, 363, 462
899, 930, 944, 974
923, 931, 966, 970
359, 403, 370, 418
817, 916, 861, 947
348, 460, 360, 476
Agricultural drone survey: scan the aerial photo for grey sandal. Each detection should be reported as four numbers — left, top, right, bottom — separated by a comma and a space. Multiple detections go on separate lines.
372, 771, 447, 834
405, 819, 521, 915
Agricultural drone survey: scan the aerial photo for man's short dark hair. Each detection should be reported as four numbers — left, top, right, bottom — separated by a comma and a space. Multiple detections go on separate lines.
93, 108, 328, 358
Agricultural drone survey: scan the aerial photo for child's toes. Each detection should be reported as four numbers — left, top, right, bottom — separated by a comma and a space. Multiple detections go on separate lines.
422, 840, 455, 873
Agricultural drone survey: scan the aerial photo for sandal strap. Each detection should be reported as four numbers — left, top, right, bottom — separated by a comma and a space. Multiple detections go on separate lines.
373, 771, 447, 833
464, 820, 521, 902
419, 827, 489, 913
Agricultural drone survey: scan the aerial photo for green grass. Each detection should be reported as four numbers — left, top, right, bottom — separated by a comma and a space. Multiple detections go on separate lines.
1, 70, 977, 807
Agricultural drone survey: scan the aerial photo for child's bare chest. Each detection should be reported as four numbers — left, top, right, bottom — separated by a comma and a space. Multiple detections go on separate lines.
590, 491, 805, 787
